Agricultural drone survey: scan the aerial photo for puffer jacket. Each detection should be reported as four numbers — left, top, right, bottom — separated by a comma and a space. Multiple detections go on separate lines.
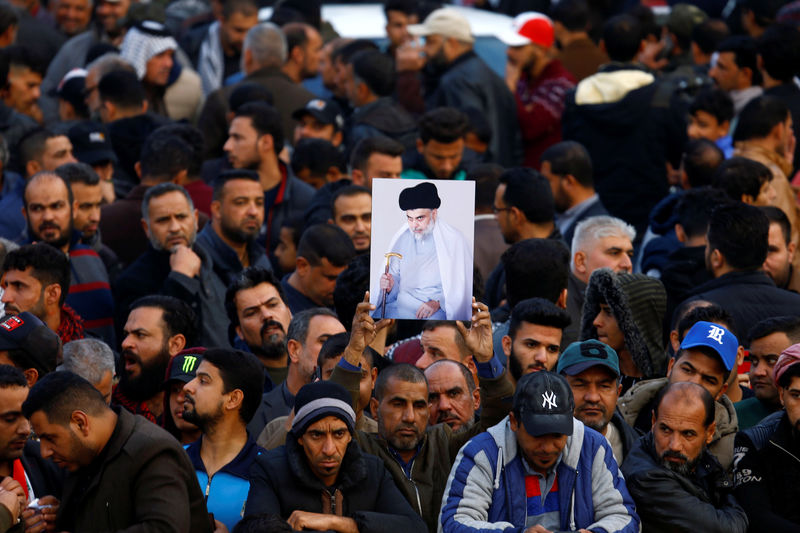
439, 417, 640, 533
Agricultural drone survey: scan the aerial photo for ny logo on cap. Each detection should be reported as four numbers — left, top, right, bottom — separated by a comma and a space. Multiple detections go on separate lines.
707, 325, 725, 345
182, 355, 198, 373
542, 390, 557, 409
0, 316, 23, 331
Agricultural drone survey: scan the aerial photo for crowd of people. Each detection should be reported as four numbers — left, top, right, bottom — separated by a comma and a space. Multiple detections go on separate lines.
0, 0, 794, 530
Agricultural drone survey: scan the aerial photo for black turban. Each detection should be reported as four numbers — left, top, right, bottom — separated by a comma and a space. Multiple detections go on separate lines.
398, 182, 441, 210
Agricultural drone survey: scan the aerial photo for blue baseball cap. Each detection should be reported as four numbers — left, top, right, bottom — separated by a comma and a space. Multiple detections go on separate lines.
679, 321, 738, 371
557, 340, 620, 377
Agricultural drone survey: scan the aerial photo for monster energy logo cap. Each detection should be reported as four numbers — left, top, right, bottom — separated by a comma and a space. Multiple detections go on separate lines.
165, 348, 205, 386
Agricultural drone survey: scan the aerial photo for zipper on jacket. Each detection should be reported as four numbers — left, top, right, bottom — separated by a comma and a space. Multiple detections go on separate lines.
409, 459, 422, 515
769, 439, 800, 465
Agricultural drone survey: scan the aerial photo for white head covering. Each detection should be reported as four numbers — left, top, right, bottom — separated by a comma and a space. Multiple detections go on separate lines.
120, 21, 178, 79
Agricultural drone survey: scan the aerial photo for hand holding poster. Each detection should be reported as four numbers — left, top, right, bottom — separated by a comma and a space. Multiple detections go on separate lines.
369, 178, 475, 321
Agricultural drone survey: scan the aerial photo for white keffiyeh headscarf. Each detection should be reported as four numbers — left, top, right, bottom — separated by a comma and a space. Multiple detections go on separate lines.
120, 21, 178, 80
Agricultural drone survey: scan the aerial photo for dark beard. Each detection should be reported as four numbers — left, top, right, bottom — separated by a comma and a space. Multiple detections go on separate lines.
220, 219, 259, 245
182, 397, 224, 433
250, 321, 287, 363
659, 450, 702, 477
119, 352, 169, 402
31, 222, 72, 250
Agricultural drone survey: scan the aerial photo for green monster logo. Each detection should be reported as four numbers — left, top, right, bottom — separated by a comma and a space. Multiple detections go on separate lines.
182, 355, 198, 373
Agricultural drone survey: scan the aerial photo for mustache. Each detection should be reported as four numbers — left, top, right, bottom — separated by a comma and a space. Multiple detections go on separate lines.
661, 450, 689, 462
260, 320, 285, 336
37, 222, 61, 231
121, 349, 141, 366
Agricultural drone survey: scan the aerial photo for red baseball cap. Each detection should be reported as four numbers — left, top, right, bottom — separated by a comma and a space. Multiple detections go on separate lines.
497, 12, 555, 48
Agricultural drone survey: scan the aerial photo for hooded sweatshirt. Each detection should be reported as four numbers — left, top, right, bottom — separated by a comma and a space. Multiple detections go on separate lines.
580, 269, 668, 384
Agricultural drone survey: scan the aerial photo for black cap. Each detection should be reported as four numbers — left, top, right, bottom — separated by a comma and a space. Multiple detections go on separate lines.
290, 381, 356, 437
513, 371, 574, 437
49, 69, 89, 117
0, 313, 60, 375
68, 121, 118, 165
292, 99, 345, 130
399, 182, 441, 211
166, 348, 204, 385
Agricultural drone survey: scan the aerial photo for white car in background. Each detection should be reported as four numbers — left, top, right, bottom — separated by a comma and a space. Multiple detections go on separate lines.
261, 4, 513, 75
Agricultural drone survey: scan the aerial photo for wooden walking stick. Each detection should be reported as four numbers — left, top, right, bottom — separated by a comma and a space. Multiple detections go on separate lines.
382, 252, 402, 318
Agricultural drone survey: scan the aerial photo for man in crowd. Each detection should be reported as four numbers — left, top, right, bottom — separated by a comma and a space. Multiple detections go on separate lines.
401, 107, 468, 181
282, 224, 355, 313
501, 12, 575, 169
22, 371, 213, 532
18, 129, 76, 179
183, 348, 265, 532
377, 181, 472, 321
409, 8, 522, 166
22, 172, 114, 346
733, 346, 800, 528
415, 320, 479, 386
0, 365, 62, 527
618, 320, 739, 469
502, 298, 571, 384
736, 316, 800, 428
181, 0, 260, 95
622, 382, 748, 532
196, 169, 272, 288
244, 380, 427, 531
0, 312, 60, 387
223, 102, 314, 253
350, 136, 404, 190
709, 36, 762, 116
581, 269, 667, 388
248, 308, 345, 436
686, 202, 800, 340
60, 338, 116, 404
440, 370, 639, 533
558, 340, 639, 463
541, 141, 607, 246
57, 162, 120, 280
115, 295, 196, 423
425, 359, 480, 432
330, 185, 372, 253
2, 243, 84, 344
113, 183, 228, 348
225, 267, 293, 387
761, 206, 799, 292
292, 98, 344, 148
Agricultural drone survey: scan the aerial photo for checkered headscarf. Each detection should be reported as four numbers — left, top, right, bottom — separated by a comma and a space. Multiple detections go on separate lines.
120, 21, 177, 79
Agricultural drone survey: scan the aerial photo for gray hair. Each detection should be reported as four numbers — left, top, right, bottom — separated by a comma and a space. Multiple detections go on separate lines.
242, 22, 287, 71
287, 307, 340, 345
571, 215, 636, 259
86, 52, 135, 78
59, 339, 115, 385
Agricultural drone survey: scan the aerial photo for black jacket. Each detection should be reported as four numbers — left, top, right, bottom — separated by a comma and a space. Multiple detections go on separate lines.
621, 432, 748, 533
685, 270, 800, 340
562, 67, 685, 238
610, 409, 640, 463
56, 409, 211, 533
733, 411, 800, 531
112, 245, 229, 348
345, 97, 417, 160
659, 245, 711, 327
245, 437, 427, 532
427, 51, 522, 167
106, 113, 170, 197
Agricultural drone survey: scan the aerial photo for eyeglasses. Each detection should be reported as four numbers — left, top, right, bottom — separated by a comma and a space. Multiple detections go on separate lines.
492, 205, 511, 214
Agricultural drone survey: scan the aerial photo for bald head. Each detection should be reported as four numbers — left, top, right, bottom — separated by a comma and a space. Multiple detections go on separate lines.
654, 381, 715, 428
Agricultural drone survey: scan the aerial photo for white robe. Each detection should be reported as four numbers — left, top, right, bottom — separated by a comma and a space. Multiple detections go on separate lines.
374, 218, 472, 320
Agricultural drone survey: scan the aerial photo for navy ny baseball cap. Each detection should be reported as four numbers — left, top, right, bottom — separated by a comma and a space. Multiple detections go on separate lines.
680, 321, 738, 371
513, 371, 574, 437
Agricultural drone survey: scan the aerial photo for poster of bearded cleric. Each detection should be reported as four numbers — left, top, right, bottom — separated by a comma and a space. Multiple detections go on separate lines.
369, 179, 474, 321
